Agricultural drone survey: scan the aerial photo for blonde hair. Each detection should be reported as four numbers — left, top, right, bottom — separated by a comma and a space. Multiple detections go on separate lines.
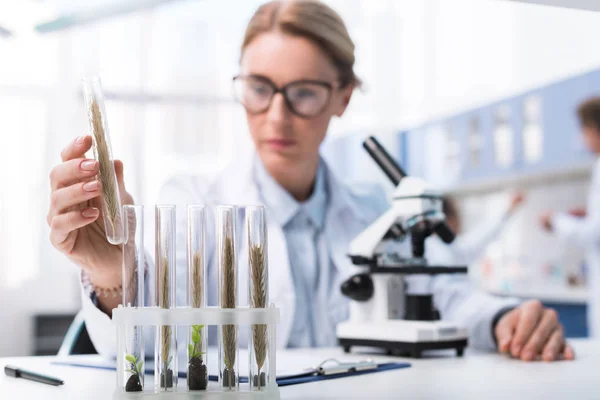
242, 0, 360, 88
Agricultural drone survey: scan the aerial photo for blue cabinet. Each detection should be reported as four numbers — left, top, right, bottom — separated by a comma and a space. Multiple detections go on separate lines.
544, 302, 588, 338
401, 68, 599, 187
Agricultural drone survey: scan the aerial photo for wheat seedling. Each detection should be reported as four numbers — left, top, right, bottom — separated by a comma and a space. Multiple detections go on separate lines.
250, 243, 267, 389
159, 255, 172, 384
222, 236, 236, 389
89, 97, 121, 241
191, 251, 203, 309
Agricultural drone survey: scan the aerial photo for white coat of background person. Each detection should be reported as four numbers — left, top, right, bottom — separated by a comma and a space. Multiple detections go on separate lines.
540, 97, 600, 338
47, 0, 574, 363
426, 193, 525, 268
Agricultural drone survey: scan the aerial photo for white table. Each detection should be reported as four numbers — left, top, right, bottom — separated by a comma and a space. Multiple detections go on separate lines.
1, 340, 597, 399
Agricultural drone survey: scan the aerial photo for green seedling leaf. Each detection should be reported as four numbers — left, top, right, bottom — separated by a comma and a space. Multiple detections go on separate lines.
192, 331, 200, 344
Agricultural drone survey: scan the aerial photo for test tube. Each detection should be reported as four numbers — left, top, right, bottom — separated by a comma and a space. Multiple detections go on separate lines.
155, 205, 178, 391
247, 205, 270, 391
186, 205, 208, 391
81, 76, 123, 245
121, 205, 145, 392
217, 206, 239, 390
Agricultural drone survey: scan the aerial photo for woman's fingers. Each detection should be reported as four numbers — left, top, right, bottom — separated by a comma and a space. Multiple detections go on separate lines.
540, 329, 574, 362
60, 135, 93, 162
49, 207, 100, 248
541, 328, 565, 362
511, 300, 543, 358
48, 180, 102, 224
521, 308, 559, 361
563, 343, 575, 360
50, 158, 99, 191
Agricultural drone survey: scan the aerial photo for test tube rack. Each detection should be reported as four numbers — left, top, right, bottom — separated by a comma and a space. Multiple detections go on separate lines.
113, 305, 280, 399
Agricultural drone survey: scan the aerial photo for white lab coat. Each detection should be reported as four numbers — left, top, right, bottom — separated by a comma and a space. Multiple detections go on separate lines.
426, 201, 512, 267
80, 151, 517, 359
552, 157, 600, 337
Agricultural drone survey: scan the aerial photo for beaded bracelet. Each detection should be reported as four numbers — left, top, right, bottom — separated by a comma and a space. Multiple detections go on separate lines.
81, 270, 122, 299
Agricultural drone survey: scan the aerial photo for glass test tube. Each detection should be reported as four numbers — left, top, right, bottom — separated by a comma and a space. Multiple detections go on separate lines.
81, 76, 123, 245
217, 206, 239, 390
122, 205, 145, 392
186, 205, 208, 391
247, 205, 271, 391
155, 205, 178, 391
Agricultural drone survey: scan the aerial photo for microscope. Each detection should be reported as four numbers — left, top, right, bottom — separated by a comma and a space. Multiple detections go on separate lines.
336, 137, 469, 358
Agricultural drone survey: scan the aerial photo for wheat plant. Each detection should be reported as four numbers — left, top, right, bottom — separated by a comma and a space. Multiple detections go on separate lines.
221, 236, 236, 389
89, 97, 121, 240
159, 255, 172, 379
250, 243, 267, 389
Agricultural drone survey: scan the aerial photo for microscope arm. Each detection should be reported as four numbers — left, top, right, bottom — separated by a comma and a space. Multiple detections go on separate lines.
349, 208, 401, 262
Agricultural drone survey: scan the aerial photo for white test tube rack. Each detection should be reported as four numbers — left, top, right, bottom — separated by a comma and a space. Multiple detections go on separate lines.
113, 305, 280, 399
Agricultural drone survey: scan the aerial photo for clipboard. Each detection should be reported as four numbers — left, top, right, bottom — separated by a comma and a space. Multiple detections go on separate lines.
265, 359, 411, 387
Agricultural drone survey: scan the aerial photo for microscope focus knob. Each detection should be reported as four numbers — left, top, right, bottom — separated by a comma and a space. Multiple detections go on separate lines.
341, 273, 374, 302
434, 221, 456, 244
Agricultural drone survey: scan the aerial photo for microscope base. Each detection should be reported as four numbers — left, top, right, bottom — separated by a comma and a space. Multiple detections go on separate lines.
339, 337, 467, 358
337, 320, 468, 358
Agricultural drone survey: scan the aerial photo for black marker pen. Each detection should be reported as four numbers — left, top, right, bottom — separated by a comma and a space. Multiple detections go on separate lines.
5, 365, 64, 386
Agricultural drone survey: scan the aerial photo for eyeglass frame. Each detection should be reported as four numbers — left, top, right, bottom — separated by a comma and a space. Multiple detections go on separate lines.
232, 74, 341, 119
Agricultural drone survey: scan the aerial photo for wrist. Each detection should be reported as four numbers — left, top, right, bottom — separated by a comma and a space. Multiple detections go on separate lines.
85, 267, 122, 299
88, 265, 121, 288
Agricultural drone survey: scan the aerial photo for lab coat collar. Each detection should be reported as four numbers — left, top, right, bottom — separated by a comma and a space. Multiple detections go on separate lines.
216, 150, 369, 227
253, 156, 328, 230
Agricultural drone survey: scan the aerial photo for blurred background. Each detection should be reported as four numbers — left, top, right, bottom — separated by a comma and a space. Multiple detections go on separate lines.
0, 0, 598, 357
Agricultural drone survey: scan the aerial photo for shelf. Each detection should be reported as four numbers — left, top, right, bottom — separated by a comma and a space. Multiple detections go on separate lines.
444, 161, 593, 197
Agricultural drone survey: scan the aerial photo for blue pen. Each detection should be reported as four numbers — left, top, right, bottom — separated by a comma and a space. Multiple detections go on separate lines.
5, 365, 64, 386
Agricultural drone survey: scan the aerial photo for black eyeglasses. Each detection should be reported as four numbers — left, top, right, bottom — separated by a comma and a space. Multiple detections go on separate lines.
232, 75, 336, 119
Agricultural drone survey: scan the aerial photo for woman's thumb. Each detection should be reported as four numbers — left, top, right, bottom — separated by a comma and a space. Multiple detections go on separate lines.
113, 159, 134, 205
114, 159, 125, 185
495, 308, 519, 353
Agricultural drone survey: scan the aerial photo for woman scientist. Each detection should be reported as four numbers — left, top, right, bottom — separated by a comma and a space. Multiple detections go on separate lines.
47, 0, 573, 362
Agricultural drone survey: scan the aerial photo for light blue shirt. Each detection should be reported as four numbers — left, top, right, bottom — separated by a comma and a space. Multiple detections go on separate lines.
254, 158, 334, 348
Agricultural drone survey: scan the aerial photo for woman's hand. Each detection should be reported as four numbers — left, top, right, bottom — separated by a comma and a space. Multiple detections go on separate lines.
495, 300, 575, 362
47, 136, 133, 311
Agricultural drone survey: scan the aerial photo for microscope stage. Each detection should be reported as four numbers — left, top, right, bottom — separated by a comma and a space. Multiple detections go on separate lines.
337, 320, 468, 358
